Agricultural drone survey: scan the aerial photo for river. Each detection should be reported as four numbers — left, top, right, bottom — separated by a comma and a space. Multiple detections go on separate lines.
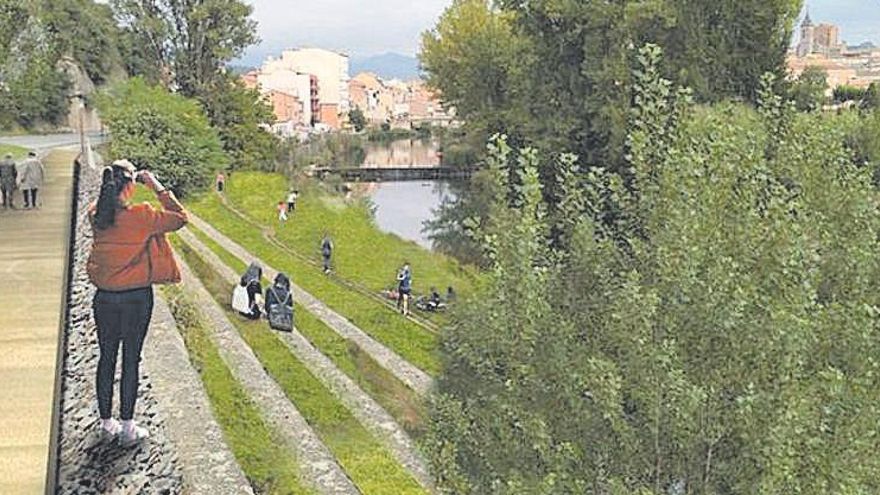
356, 139, 458, 250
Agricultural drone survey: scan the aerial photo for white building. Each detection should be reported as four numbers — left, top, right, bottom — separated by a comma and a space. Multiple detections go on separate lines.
279, 48, 350, 111
255, 66, 313, 126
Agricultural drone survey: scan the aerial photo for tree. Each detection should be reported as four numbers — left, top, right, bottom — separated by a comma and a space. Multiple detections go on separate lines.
199, 75, 277, 171
426, 45, 880, 494
96, 78, 227, 196
790, 65, 828, 111
112, 0, 257, 96
349, 107, 367, 132
420, 0, 525, 143
38, 0, 123, 85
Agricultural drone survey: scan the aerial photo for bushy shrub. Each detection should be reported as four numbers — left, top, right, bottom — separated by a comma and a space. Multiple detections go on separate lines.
96, 78, 227, 196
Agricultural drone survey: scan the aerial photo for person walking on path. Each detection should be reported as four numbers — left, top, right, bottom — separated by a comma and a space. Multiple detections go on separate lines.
321, 232, 333, 273
18, 151, 44, 209
87, 159, 188, 447
216, 172, 226, 193
0, 153, 17, 209
277, 201, 288, 222
286, 189, 299, 214
397, 262, 412, 316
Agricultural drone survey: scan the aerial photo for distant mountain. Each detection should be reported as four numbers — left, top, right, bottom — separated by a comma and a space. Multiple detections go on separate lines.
351, 53, 421, 81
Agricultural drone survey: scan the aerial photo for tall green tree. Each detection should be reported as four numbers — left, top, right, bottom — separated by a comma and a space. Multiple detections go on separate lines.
199, 75, 277, 171
112, 0, 257, 96
426, 45, 880, 494
39, 0, 123, 84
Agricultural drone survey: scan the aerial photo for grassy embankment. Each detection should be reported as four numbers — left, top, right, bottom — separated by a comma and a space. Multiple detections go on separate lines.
170, 237, 427, 494
161, 285, 313, 495
186, 176, 451, 375
0, 144, 28, 158
174, 231, 427, 435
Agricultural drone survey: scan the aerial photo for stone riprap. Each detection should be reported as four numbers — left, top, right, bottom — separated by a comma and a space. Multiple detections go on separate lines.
55, 163, 183, 494
177, 227, 434, 490
186, 215, 433, 395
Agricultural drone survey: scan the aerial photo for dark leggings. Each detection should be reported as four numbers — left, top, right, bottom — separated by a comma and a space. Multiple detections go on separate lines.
22, 189, 37, 207
94, 287, 154, 420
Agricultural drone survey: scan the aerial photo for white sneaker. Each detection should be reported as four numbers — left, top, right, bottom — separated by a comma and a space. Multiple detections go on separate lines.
98, 419, 122, 442
118, 423, 150, 448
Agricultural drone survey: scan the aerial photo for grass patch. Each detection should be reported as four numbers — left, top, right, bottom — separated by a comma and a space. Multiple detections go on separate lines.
184, 203, 442, 375
174, 234, 428, 438
161, 285, 312, 495
0, 144, 27, 159
203, 172, 474, 296
172, 238, 427, 494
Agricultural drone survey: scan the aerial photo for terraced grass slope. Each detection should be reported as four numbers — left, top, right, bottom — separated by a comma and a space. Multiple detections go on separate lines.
189, 171, 475, 299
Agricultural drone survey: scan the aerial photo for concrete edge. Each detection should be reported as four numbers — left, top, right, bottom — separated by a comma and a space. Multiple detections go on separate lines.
145, 294, 255, 495
44, 158, 79, 494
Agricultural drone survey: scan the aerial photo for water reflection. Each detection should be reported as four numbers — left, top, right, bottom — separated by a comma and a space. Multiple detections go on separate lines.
363, 139, 440, 168
352, 180, 458, 250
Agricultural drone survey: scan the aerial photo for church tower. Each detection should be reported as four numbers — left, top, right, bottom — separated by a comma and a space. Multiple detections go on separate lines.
797, 9, 815, 57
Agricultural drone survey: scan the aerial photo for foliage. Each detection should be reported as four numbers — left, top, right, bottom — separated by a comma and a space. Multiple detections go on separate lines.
0, 6, 70, 129
38, 0, 123, 85
96, 78, 227, 197
112, 0, 257, 96
832, 85, 865, 104
421, 0, 801, 172
200, 75, 277, 171
366, 127, 418, 142
790, 66, 828, 111
426, 45, 880, 493
420, 0, 525, 143
349, 107, 367, 132
277, 134, 366, 173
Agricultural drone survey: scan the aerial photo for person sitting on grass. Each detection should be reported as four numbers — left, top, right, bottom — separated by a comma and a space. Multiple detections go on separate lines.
232, 262, 263, 320
265, 273, 294, 332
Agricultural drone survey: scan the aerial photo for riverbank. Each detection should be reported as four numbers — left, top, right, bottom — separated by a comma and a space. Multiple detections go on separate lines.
189, 172, 476, 300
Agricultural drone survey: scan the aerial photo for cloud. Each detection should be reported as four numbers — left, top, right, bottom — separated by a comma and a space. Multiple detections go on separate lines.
243, 0, 451, 60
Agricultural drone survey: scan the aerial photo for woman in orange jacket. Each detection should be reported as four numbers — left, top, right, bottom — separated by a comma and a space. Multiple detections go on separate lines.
86, 159, 187, 447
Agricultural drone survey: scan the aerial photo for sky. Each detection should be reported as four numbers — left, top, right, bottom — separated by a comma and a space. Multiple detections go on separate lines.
240, 0, 452, 65
238, 0, 879, 65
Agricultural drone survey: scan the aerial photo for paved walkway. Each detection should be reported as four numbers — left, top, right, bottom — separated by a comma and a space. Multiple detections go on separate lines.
0, 150, 75, 494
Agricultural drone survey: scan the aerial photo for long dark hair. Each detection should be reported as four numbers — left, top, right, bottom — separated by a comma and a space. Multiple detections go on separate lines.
94, 164, 134, 230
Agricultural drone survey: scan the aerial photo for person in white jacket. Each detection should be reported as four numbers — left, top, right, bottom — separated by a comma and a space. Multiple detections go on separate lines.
17, 151, 45, 209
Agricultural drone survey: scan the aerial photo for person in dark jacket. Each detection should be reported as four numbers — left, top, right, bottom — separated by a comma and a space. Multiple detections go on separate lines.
321, 232, 333, 273
264, 273, 294, 331
0, 153, 16, 209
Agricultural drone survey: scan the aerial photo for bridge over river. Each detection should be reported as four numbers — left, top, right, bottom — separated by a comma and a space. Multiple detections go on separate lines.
311, 165, 476, 182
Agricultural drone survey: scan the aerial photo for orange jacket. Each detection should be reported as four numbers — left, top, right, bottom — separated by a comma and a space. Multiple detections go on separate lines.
87, 191, 188, 291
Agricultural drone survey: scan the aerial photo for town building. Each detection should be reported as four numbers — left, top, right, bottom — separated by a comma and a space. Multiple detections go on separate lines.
265, 48, 351, 130
790, 12, 880, 94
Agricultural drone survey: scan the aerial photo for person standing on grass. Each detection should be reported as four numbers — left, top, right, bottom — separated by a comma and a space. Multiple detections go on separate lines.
277, 201, 288, 222
0, 153, 17, 209
18, 151, 44, 209
397, 261, 412, 316
321, 232, 333, 273
216, 172, 226, 193
287, 189, 298, 213
87, 159, 187, 447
